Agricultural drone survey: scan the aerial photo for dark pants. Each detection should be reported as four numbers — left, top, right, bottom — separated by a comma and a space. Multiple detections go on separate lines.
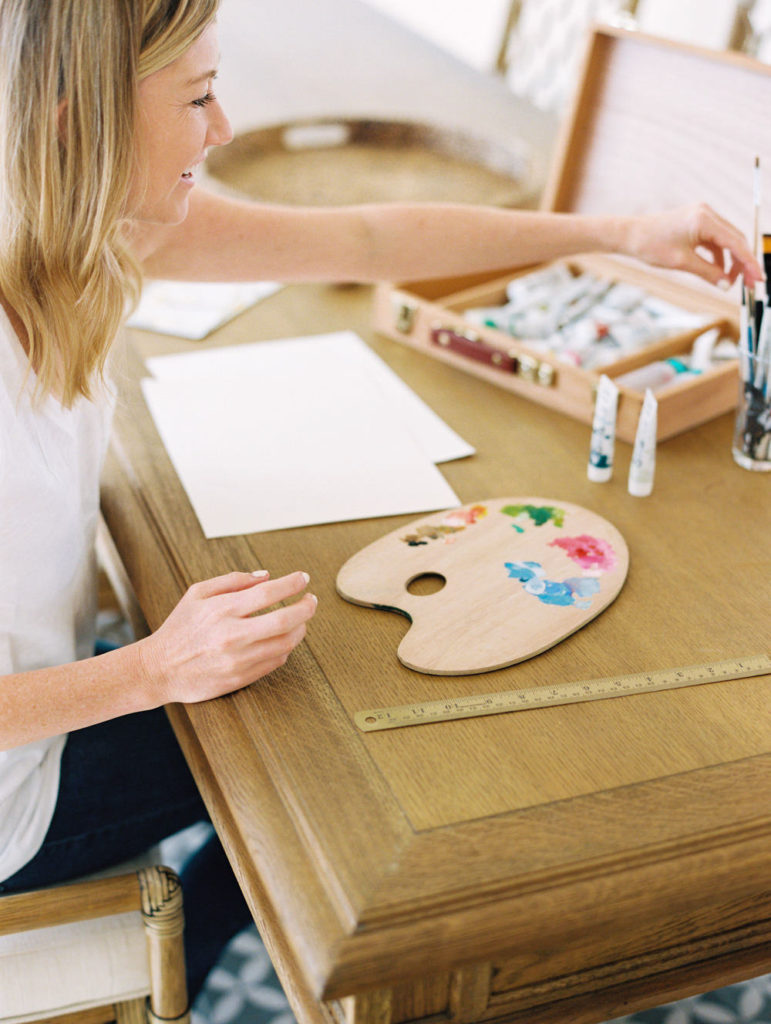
0, 707, 253, 1001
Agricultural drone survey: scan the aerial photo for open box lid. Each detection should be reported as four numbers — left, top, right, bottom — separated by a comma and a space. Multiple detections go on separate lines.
541, 24, 771, 309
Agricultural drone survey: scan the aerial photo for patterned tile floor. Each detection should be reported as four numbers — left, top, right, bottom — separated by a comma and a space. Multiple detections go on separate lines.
189, 915, 771, 1024
189, 920, 771, 1024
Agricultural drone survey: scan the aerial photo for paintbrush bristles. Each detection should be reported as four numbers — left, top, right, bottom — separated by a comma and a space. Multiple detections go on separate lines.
763, 233, 771, 287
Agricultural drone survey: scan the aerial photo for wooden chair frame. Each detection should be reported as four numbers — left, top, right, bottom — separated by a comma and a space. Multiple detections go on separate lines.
0, 865, 189, 1024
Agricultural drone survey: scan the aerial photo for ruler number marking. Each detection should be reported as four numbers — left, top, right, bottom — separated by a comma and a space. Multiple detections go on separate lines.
354, 654, 771, 732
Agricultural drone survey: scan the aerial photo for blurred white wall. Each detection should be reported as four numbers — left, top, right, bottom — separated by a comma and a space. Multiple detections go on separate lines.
635, 0, 747, 47
358, 0, 512, 71
359, 0, 761, 74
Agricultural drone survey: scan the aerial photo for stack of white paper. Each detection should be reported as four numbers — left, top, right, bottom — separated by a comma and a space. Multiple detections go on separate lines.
142, 331, 474, 538
128, 280, 282, 339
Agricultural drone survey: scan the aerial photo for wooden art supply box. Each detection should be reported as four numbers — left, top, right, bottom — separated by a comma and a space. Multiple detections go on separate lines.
373, 25, 771, 442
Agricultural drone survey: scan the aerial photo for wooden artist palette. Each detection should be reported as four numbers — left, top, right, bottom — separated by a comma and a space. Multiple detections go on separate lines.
336, 497, 629, 675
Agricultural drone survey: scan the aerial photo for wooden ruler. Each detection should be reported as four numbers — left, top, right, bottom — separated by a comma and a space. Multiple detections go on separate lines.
354, 654, 771, 732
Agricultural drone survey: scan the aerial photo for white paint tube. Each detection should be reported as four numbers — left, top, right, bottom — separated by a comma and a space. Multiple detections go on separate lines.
628, 388, 658, 497
587, 374, 619, 482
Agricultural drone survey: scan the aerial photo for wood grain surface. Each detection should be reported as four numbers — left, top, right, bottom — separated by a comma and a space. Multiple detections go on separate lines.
103, 275, 771, 1024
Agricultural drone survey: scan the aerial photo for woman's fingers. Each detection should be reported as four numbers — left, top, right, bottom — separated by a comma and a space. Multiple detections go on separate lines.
692, 204, 762, 284
696, 240, 729, 276
680, 243, 733, 286
139, 567, 318, 705
247, 591, 318, 642
633, 203, 763, 287
183, 568, 314, 625
228, 570, 311, 617
186, 569, 271, 600
245, 619, 310, 666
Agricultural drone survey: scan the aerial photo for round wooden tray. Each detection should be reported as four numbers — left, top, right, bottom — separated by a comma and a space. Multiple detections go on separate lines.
205, 117, 538, 207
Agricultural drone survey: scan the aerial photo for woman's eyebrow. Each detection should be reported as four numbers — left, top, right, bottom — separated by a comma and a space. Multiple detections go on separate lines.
185, 67, 218, 86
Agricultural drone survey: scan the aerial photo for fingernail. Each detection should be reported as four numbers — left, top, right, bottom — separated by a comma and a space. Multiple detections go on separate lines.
309, 593, 318, 606
251, 569, 269, 578
717, 278, 730, 291
301, 571, 310, 584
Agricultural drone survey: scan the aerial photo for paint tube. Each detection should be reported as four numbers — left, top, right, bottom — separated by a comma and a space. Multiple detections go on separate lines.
689, 327, 721, 372
587, 374, 618, 482
615, 357, 694, 392
505, 263, 572, 303
628, 388, 658, 497
463, 306, 517, 331
603, 281, 646, 312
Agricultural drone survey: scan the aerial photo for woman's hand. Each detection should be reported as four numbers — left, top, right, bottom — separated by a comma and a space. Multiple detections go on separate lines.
625, 203, 763, 287
136, 569, 317, 705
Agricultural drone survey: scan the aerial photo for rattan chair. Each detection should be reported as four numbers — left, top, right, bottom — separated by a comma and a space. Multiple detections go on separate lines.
0, 864, 189, 1024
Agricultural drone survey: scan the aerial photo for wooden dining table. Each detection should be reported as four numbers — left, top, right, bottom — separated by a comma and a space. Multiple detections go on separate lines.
98, 3, 770, 1023
102, 270, 771, 1024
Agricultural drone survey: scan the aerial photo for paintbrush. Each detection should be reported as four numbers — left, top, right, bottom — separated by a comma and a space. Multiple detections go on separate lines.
755, 292, 766, 343
754, 156, 762, 265
739, 280, 753, 387
750, 158, 765, 338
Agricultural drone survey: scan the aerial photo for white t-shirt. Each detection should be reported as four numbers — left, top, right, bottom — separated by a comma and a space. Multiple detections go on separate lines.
0, 307, 115, 882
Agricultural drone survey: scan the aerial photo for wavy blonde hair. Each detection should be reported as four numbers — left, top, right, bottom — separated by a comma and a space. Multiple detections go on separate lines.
0, 0, 219, 406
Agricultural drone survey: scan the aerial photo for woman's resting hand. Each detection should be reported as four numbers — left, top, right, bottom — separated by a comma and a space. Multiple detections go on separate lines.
137, 570, 317, 705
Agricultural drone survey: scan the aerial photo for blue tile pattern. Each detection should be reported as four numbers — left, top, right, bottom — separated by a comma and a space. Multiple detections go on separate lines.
192, 919, 771, 1024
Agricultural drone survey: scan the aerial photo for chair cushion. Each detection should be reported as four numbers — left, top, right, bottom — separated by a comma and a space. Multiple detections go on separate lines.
0, 911, 150, 1023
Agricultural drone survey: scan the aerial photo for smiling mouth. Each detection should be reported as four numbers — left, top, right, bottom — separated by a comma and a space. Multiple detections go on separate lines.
182, 153, 207, 181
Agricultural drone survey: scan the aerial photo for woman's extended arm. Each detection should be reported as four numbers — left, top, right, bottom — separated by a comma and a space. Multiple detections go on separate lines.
0, 570, 316, 750
131, 190, 763, 288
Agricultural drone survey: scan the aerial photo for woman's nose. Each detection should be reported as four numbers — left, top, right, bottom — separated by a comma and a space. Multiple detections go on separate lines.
208, 100, 233, 148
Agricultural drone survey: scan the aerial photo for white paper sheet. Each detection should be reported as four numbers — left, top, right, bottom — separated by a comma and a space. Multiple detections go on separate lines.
145, 330, 475, 464
141, 337, 463, 537
127, 280, 282, 339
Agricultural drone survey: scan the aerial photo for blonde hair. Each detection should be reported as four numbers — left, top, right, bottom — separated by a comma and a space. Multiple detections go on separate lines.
0, 0, 219, 406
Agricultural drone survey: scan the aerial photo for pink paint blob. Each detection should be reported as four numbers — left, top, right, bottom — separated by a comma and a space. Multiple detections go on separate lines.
549, 534, 616, 571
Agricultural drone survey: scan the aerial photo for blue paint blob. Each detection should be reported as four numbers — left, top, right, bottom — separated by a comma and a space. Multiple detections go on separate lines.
531, 580, 574, 605
504, 560, 542, 582
503, 562, 601, 608
565, 577, 600, 598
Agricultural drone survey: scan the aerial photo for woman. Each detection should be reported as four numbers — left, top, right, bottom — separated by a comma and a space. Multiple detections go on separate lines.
0, 0, 762, 1001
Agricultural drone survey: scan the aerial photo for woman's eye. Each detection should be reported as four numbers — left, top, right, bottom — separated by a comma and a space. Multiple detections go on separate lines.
192, 92, 215, 108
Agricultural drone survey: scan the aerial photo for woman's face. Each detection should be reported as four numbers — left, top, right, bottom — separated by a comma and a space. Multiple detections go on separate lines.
129, 22, 232, 224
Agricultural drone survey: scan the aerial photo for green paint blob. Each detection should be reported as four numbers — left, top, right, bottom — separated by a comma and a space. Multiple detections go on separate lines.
501, 504, 565, 528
